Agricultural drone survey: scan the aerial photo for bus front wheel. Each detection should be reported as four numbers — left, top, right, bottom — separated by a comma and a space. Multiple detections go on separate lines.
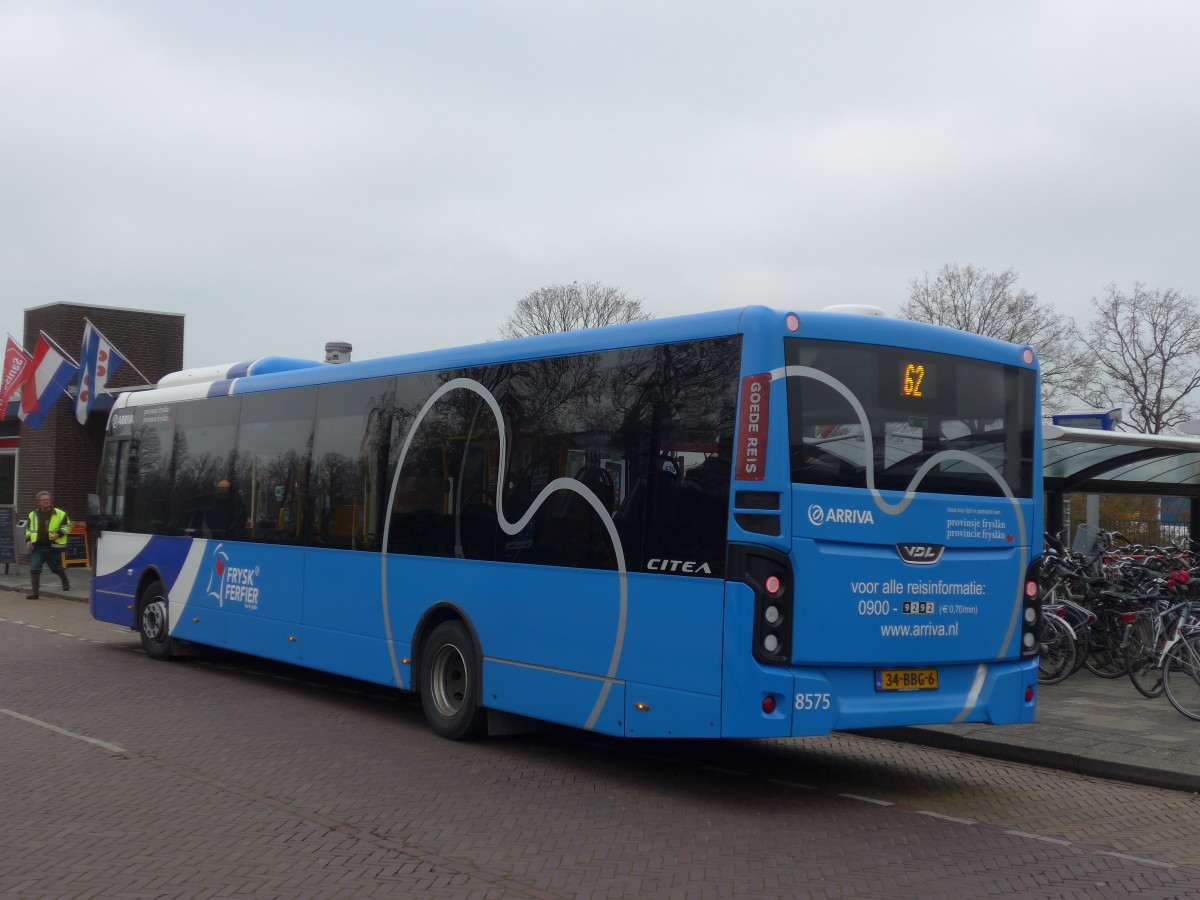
138, 580, 175, 661
419, 621, 487, 740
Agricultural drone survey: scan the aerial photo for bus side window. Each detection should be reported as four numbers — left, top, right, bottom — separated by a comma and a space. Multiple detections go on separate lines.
233, 389, 316, 544
313, 377, 411, 552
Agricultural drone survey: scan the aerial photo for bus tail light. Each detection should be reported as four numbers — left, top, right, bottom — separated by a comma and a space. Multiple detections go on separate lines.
730, 544, 794, 667
1021, 557, 1042, 658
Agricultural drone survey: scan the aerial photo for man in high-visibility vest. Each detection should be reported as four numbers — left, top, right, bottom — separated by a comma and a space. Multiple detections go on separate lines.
24, 490, 71, 599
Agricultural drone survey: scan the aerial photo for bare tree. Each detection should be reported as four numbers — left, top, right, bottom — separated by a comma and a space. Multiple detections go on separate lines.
501, 281, 650, 339
1068, 283, 1200, 434
900, 263, 1085, 414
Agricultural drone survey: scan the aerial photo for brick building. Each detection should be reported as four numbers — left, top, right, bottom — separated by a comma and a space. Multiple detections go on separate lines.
3, 303, 184, 527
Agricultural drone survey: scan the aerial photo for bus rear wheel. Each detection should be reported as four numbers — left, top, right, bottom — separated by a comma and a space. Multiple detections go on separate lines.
139, 580, 175, 661
419, 621, 487, 740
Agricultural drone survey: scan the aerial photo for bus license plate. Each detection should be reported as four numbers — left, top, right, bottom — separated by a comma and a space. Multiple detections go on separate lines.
875, 669, 939, 692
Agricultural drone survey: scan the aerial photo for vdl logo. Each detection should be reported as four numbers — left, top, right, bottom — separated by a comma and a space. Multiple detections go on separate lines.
808, 505, 875, 526
896, 543, 945, 565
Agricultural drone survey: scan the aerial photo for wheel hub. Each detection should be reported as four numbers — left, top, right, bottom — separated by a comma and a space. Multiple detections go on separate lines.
142, 599, 167, 642
430, 644, 467, 717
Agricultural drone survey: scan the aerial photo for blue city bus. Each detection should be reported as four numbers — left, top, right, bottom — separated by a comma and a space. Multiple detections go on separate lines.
89, 306, 1042, 740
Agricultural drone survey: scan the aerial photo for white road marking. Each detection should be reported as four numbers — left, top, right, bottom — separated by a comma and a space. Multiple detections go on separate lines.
1098, 851, 1176, 869
1, 708, 128, 756
1005, 829, 1071, 846
766, 778, 817, 790
840, 793, 894, 806
918, 810, 976, 825
0, 617, 108, 644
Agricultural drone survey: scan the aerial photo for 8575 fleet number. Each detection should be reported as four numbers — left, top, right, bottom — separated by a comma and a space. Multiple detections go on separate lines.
795, 692, 832, 711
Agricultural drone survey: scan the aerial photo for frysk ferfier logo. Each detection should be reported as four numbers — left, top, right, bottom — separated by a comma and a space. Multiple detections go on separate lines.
204, 543, 261, 610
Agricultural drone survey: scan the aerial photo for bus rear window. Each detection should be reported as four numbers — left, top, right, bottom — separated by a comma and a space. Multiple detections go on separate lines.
785, 338, 1035, 499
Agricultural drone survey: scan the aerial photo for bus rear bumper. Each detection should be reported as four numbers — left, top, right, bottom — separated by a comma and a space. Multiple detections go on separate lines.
787, 659, 1038, 736
796, 657, 1041, 734
720, 657, 1038, 738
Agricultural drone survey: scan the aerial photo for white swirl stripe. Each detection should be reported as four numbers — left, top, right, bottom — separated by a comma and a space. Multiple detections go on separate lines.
380, 378, 628, 732
772, 365, 1029, 722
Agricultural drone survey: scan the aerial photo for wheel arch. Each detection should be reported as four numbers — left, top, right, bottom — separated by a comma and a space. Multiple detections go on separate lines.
135, 567, 170, 609
411, 602, 483, 698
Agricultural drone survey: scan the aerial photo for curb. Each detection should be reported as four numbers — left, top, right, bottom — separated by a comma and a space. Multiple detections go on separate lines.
864, 725, 1200, 795
0, 583, 86, 604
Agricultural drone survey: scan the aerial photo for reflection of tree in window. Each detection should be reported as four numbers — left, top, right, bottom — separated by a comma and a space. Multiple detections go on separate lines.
128, 415, 175, 534
638, 340, 740, 575
786, 339, 1033, 497
234, 388, 316, 547
500, 338, 739, 576
387, 370, 498, 560
171, 397, 240, 539
310, 377, 411, 552
313, 451, 358, 546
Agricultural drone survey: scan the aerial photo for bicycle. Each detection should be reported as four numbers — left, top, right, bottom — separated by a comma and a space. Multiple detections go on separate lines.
1122, 596, 1198, 698
1083, 595, 1136, 678
1036, 611, 1078, 685
1162, 631, 1200, 720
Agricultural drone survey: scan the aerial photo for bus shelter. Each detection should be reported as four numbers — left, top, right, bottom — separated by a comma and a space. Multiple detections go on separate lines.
1042, 424, 1200, 544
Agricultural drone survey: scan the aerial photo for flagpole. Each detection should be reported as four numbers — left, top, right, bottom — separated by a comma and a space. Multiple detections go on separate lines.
81, 317, 153, 390
39, 330, 79, 368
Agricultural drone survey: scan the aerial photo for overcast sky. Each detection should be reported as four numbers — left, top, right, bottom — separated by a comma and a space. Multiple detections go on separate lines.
4, 1, 1198, 369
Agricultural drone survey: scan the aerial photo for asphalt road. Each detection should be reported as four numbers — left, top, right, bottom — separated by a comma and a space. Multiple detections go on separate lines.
3, 592, 1200, 898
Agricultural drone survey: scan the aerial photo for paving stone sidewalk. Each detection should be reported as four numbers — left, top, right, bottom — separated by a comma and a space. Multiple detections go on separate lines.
3, 565, 1196, 793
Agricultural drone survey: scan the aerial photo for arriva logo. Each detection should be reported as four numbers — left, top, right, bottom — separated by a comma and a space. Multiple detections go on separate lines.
204, 543, 261, 610
808, 505, 875, 526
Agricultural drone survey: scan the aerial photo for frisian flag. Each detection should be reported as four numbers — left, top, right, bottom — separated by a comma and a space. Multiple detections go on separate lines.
75, 319, 128, 425
18, 332, 79, 430
0, 336, 32, 418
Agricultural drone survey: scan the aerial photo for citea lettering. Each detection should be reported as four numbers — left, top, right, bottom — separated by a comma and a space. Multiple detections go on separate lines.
647, 558, 713, 575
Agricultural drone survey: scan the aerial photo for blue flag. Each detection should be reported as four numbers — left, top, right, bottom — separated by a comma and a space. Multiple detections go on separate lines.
75, 320, 127, 425
18, 334, 78, 430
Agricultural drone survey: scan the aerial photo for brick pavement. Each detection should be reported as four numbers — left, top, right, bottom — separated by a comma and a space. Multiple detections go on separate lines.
2, 565, 1195, 795
3, 576, 1200, 897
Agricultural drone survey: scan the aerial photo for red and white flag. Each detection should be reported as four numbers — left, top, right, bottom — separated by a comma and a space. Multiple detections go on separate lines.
18, 333, 78, 430
0, 336, 32, 417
